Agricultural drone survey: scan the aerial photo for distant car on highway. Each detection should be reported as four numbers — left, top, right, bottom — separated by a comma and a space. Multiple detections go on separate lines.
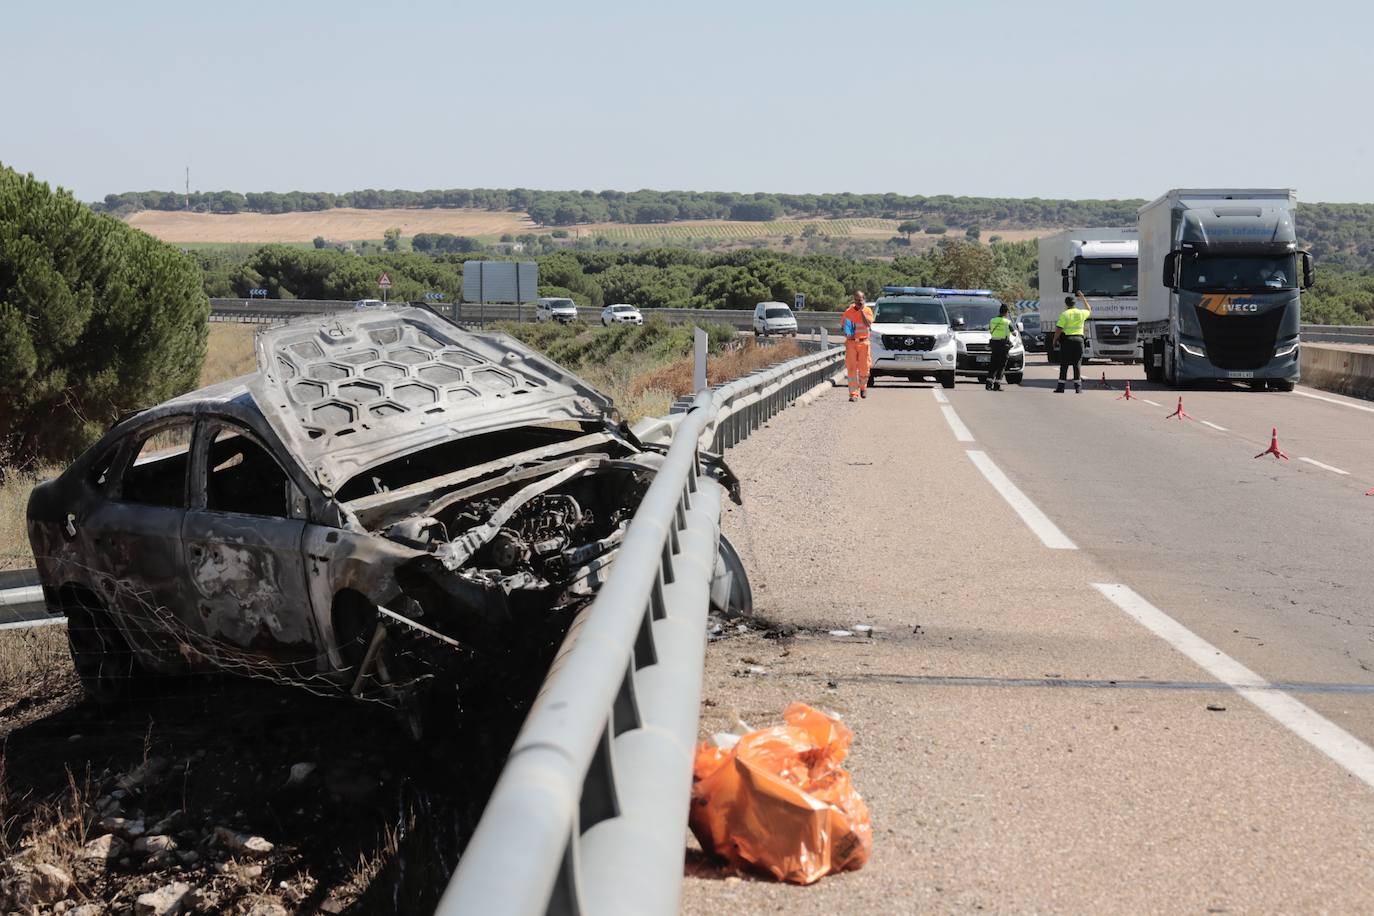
753, 302, 798, 338
535, 297, 579, 324
1019, 311, 1045, 352
354, 299, 387, 310
601, 304, 644, 326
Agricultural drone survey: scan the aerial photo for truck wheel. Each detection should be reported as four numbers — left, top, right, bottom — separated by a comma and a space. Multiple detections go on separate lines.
940, 372, 956, 389
63, 588, 138, 703
1006, 372, 1023, 385
1270, 379, 1295, 392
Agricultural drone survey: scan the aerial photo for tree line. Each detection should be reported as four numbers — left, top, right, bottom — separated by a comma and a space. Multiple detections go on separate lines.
1, 165, 208, 462
197, 240, 1042, 314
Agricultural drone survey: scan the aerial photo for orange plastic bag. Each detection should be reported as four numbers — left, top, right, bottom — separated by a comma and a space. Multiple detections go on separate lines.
689, 703, 872, 884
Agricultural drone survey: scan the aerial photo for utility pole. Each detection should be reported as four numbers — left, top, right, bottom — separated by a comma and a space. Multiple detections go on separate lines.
185, 166, 190, 210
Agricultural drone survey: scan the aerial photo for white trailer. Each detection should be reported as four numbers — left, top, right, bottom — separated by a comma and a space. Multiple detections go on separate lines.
1037, 228, 1140, 363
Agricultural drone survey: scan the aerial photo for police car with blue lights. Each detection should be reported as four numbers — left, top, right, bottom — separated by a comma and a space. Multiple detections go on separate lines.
867, 287, 959, 389
938, 289, 1025, 385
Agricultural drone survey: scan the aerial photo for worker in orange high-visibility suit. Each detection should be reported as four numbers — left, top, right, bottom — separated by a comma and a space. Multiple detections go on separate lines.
842, 290, 875, 402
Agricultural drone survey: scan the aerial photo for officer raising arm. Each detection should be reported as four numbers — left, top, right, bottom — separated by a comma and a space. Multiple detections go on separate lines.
841, 290, 874, 402
1053, 294, 1090, 394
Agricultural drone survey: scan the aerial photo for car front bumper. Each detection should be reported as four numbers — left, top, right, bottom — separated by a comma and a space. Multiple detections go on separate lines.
956, 351, 1024, 375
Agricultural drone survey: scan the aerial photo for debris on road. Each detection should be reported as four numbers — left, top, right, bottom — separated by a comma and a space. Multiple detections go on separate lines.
690, 703, 872, 884
1206, 704, 1228, 712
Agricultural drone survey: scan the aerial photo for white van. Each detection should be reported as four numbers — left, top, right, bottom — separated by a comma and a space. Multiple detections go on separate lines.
753, 301, 798, 337
535, 297, 579, 324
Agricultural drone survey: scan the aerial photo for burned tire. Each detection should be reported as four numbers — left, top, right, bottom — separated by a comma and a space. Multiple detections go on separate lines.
711, 533, 754, 618
63, 588, 138, 703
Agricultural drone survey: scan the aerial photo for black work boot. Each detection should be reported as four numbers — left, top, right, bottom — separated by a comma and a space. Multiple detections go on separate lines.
1054, 383, 1065, 393
993, 382, 1002, 391
984, 379, 993, 390
1074, 382, 1082, 394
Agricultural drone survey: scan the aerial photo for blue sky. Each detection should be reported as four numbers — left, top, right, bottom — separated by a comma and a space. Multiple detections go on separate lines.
5, 0, 1372, 203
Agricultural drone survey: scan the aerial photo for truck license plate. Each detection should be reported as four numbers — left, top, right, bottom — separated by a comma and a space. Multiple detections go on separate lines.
1228, 371, 1254, 379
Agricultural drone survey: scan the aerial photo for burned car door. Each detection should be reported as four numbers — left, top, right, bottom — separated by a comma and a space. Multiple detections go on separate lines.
179, 419, 319, 665
85, 418, 198, 663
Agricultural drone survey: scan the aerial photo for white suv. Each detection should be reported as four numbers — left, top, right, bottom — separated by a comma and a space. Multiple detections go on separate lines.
535, 297, 579, 324
866, 290, 957, 389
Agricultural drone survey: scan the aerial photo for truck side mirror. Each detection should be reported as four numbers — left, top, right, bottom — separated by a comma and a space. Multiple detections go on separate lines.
1301, 251, 1315, 289
1162, 252, 1179, 290
1061, 267, 1070, 293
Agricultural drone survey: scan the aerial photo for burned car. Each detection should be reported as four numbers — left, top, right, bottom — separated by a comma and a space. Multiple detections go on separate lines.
27, 307, 749, 712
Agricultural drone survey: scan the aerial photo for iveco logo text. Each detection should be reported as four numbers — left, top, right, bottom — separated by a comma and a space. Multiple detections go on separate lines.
1224, 302, 1259, 312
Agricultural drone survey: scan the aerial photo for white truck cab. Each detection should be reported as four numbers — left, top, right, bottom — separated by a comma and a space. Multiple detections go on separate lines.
1038, 230, 1140, 364
866, 288, 958, 389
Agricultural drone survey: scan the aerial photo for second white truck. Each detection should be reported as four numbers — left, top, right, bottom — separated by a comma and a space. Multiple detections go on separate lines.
1037, 229, 1140, 364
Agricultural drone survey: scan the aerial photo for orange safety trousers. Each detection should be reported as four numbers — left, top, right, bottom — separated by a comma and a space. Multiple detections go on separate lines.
845, 338, 870, 396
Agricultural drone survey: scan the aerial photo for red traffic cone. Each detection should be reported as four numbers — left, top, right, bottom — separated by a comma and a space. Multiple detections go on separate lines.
1116, 380, 1135, 401
1165, 396, 1193, 420
1099, 371, 1113, 390
1254, 428, 1289, 460
1366, 486, 1374, 496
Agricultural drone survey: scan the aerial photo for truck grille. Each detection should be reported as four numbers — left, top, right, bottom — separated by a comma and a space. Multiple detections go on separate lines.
881, 334, 935, 351
963, 342, 990, 352
1195, 308, 1284, 370
1094, 324, 1137, 346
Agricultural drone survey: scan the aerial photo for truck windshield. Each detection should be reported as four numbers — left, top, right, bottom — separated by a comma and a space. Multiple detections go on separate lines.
1020, 313, 1040, 331
765, 308, 792, 319
873, 301, 948, 324
1180, 254, 1297, 293
945, 303, 1001, 327
1075, 259, 1138, 296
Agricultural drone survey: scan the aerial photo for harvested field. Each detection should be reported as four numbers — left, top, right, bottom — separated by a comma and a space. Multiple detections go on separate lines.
126, 208, 540, 244
124, 207, 1057, 247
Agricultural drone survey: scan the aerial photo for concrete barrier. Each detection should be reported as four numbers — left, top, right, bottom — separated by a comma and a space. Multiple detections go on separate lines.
1301, 343, 1374, 400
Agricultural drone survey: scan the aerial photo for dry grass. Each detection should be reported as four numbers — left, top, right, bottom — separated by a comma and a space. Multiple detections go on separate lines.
127, 208, 540, 243
200, 324, 259, 387
0, 469, 53, 571
629, 339, 804, 400
0, 627, 69, 696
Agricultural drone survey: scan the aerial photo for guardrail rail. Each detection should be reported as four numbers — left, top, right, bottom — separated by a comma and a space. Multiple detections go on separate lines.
438, 345, 842, 915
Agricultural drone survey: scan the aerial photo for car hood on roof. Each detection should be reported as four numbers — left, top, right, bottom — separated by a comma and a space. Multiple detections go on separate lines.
247, 307, 615, 495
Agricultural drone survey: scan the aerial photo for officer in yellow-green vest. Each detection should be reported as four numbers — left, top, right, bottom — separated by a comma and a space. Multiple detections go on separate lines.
985, 303, 1014, 391
1053, 295, 1091, 393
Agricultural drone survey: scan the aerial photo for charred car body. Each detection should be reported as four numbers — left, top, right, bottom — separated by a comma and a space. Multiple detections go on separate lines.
27, 307, 749, 711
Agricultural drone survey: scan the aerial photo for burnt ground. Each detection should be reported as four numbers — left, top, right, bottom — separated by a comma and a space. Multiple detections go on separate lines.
0, 634, 552, 915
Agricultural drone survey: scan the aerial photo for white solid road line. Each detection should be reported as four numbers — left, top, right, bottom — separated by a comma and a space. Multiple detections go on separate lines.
940, 405, 974, 442
966, 450, 1077, 549
1296, 389, 1374, 415
1093, 583, 1374, 792
932, 388, 949, 404
1299, 456, 1351, 476
1140, 398, 1163, 407
1200, 420, 1227, 431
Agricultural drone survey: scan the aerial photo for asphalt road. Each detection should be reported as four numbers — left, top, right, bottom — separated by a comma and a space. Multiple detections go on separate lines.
681, 361, 1374, 913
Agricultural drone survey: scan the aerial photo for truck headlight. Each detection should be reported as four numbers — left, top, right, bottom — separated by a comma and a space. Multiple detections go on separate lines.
1179, 342, 1207, 358
1274, 341, 1299, 358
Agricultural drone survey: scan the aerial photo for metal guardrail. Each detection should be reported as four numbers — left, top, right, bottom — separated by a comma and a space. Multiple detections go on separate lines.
439, 345, 842, 915
1301, 324, 1374, 345
210, 302, 1374, 344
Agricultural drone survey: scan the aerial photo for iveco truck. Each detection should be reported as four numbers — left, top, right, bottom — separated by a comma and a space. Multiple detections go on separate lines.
1037, 229, 1140, 364
1138, 189, 1312, 390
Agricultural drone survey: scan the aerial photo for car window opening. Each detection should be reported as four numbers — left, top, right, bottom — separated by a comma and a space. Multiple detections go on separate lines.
206, 427, 292, 518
